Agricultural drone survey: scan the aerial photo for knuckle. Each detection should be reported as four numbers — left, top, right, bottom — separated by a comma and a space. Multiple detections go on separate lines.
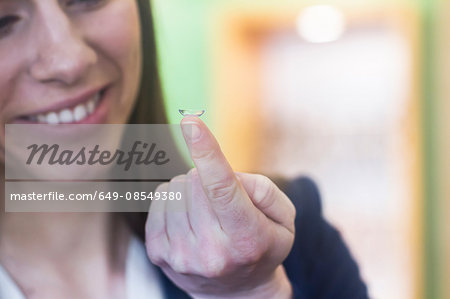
201, 253, 228, 278
192, 147, 216, 161
235, 235, 265, 265
204, 178, 237, 203
145, 242, 165, 266
168, 253, 189, 274
241, 247, 264, 265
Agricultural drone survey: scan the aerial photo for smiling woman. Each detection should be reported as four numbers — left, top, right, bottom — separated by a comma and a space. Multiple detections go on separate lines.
0, 0, 142, 127
0, 1, 368, 298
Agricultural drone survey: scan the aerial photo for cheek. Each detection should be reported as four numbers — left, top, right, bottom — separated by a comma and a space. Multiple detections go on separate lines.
84, 0, 142, 103
0, 65, 14, 116
0, 54, 29, 126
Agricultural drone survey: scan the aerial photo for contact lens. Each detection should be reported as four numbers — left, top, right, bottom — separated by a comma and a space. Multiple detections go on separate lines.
179, 109, 205, 117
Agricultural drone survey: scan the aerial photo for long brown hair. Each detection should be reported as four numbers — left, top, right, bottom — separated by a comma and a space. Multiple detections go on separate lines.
123, 0, 167, 240
130, 0, 167, 125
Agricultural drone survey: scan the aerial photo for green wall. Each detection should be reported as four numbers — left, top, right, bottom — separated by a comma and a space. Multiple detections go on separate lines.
151, 0, 212, 126
421, 0, 445, 298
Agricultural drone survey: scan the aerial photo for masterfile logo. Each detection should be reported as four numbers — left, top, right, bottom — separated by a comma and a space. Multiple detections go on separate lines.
26, 141, 170, 171
4, 124, 193, 212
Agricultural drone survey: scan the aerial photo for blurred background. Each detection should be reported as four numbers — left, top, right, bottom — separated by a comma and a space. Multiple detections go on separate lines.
150, 0, 448, 298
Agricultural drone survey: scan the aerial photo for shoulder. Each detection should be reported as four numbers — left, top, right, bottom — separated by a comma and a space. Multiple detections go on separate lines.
280, 176, 369, 299
283, 176, 323, 219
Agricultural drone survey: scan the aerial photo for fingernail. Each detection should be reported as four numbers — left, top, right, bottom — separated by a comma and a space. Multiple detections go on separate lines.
181, 121, 201, 143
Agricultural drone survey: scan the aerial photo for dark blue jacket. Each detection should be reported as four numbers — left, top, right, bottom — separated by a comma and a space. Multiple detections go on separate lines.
158, 177, 369, 299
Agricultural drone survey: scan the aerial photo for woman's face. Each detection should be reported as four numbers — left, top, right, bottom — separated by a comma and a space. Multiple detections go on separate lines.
0, 0, 142, 133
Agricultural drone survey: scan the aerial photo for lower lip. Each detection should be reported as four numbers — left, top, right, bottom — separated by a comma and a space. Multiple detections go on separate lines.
12, 87, 111, 126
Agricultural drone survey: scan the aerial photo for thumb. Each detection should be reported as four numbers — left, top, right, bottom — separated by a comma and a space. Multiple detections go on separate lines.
236, 172, 295, 233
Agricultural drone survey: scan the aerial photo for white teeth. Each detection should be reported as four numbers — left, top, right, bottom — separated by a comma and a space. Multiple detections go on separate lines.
86, 93, 99, 114
73, 104, 87, 122
59, 109, 73, 124
30, 92, 101, 124
86, 99, 95, 114
46, 112, 59, 125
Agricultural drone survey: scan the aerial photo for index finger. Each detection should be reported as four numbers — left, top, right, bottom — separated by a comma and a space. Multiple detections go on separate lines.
181, 116, 235, 193
180, 116, 255, 231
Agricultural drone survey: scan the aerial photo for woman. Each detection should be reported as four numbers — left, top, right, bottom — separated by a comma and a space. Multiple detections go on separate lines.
0, 0, 368, 298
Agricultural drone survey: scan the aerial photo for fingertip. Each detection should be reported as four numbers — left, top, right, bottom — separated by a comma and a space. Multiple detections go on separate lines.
181, 117, 203, 144
181, 115, 203, 125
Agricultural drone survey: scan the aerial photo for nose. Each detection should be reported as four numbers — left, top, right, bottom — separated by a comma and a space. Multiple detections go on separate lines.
29, 6, 97, 85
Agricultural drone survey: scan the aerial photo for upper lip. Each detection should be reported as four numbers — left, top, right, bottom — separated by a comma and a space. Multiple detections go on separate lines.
17, 85, 107, 119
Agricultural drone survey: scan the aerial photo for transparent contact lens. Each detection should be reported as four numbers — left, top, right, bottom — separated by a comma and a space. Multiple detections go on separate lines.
179, 109, 205, 117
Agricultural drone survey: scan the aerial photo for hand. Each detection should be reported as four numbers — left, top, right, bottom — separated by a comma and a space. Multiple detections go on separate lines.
145, 116, 296, 298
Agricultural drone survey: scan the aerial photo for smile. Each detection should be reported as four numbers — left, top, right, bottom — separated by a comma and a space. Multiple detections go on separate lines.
28, 92, 100, 124
18, 88, 107, 125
